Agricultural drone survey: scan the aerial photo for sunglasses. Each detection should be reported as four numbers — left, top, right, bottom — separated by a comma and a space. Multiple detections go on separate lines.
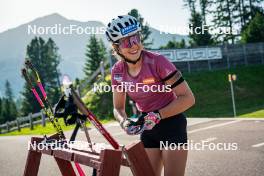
115, 33, 141, 49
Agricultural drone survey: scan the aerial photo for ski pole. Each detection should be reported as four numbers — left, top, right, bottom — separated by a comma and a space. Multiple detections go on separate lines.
70, 86, 120, 149
69, 85, 139, 176
21, 68, 64, 138
25, 60, 54, 112
22, 65, 86, 176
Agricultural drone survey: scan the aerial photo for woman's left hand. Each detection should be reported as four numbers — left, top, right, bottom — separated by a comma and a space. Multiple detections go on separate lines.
144, 111, 161, 130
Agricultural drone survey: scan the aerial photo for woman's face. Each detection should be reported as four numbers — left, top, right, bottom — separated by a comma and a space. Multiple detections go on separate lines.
119, 43, 143, 61
114, 34, 143, 61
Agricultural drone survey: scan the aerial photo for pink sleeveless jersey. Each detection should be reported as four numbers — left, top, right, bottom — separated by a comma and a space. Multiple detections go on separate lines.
111, 50, 178, 112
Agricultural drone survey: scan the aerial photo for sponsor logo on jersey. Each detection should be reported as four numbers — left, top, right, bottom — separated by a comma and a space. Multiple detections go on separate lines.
143, 77, 155, 84
114, 74, 122, 82
165, 69, 173, 75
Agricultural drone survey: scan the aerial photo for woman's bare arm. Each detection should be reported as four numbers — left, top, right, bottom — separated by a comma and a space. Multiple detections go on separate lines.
113, 90, 128, 123
159, 73, 195, 118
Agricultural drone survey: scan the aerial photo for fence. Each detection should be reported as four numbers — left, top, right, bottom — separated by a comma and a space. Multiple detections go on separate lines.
168, 42, 264, 73
0, 111, 47, 134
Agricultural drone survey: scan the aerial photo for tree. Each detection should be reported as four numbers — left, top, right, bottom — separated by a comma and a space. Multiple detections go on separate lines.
21, 37, 61, 115
5, 80, 17, 120
241, 12, 264, 43
179, 39, 186, 48
0, 80, 17, 123
183, 0, 263, 44
160, 41, 175, 49
42, 38, 61, 103
5, 80, 13, 101
0, 97, 3, 123
1, 99, 11, 122
247, 0, 263, 21
21, 84, 40, 115
83, 35, 107, 78
183, 0, 197, 13
183, 0, 213, 46
99, 39, 107, 63
199, 0, 209, 24
160, 38, 186, 49
207, 0, 237, 44
189, 12, 213, 46
208, 0, 263, 44
128, 9, 152, 48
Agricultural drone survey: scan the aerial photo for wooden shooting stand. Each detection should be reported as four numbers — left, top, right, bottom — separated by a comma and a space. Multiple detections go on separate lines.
23, 133, 155, 176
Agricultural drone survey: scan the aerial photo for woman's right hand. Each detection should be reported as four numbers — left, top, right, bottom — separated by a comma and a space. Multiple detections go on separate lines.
121, 116, 145, 135
120, 118, 130, 130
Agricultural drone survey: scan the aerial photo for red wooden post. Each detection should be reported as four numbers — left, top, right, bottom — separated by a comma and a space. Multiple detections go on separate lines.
124, 141, 155, 176
23, 137, 43, 176
50, 135, 76, 176
54, 157, 77, 176
23, 150, 42, 176
98, 149, 122, 176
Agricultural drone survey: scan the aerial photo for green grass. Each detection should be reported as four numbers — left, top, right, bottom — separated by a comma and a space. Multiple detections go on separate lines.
239, 109, 264, 118
184, 65, 264, 118
0, 118, 114, 136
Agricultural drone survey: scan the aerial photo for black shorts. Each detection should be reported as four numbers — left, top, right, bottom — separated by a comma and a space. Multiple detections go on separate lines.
140, 113, 188, 148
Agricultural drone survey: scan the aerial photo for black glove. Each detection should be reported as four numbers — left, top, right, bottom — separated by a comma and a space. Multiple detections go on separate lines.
122, 114, 145, 135
54, 95, 86, 125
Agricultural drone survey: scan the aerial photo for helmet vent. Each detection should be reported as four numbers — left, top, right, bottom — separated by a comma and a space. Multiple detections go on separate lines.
125, 22, 129, 26
117, 23, 123, 29
111, 34, 118, 37
129, 19, 134, 24
113, 26, 119, 32
105, 32, 111, 40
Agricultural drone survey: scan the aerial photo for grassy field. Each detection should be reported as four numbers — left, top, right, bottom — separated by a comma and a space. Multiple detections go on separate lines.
239, 109, 264, 118
184, 65, 264, 117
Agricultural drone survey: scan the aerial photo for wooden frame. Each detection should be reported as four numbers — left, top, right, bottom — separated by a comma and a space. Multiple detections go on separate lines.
23, 134, 155, 176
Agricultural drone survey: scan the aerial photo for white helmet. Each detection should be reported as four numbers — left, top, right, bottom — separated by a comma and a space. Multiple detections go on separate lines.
105, 15, 142, 42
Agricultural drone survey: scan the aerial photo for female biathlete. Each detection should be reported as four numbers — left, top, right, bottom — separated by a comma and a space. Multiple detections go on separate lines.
105, 15, 195, 176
